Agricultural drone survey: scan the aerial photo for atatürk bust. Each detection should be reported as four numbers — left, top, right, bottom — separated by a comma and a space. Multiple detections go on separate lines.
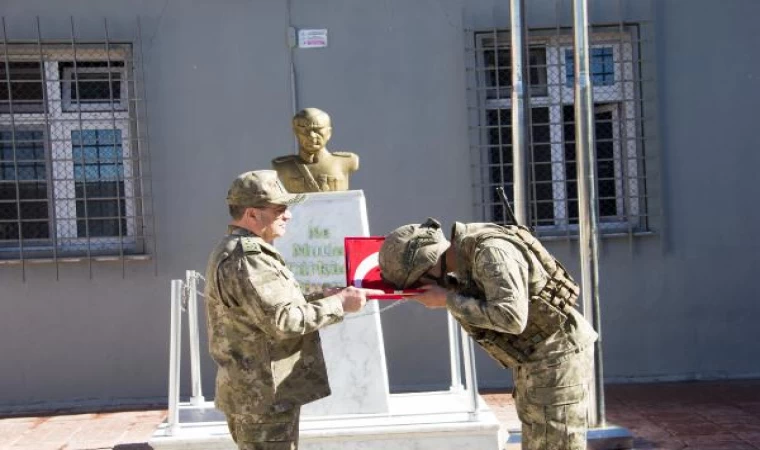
272, 108, 359, 193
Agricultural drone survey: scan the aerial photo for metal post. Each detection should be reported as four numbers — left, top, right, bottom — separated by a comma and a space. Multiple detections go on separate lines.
460, 328, 480, 419
167, 279, 183, 435
447, 313, 463, 392
2, 18, 26, 280
186, 270, 205, 406
572, 0, 605, 427
510, 0, 532, 225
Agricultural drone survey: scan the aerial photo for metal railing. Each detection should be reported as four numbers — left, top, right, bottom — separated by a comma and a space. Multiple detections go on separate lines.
164, 270, 481, 435
166, 271, 206, 435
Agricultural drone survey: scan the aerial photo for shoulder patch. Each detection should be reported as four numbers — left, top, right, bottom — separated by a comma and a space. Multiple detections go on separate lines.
272, 155, 298, 164
240, 237, 261, 254
332, 151, 355, 158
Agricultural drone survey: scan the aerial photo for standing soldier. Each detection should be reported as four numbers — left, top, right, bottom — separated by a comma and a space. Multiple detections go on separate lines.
204, 170, 381, 450
379, 218, 598, 450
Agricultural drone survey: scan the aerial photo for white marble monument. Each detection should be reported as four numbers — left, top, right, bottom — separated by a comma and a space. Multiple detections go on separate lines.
275, 190, 390, 416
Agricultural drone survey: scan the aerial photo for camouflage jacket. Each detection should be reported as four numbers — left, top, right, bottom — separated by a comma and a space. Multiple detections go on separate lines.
446, 222, 597, 366
204, 226, 345, 415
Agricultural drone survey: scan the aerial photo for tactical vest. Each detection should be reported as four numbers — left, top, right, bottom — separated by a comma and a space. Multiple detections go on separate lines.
455, 224, 581, 367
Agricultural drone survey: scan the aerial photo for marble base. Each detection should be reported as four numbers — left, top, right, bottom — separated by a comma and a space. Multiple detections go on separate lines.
275, 190, 391, 416
301, 301, 390, 416
150, 391, 504, 450
505, 424, 633, 450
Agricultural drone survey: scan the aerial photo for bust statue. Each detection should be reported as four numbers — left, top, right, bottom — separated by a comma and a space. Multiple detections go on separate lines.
272, 108, 359, 193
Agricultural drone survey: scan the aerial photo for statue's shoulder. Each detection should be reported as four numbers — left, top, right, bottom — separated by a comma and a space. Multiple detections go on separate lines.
272, 154, 300, 165
332, 151, 359, 171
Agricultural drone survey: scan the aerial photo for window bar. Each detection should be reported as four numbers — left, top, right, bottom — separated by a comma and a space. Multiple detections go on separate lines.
103, 18, 126, 276
525, 57, 540, 232
636, 40, 651, 235
555, 0, 573, 245
69, 17, 94, 277
478, 26, 490, 223
644, 2, 663, 245
616, 2, 634, 248
465, 20, 485, 223
2, 18, 27, 279
475, 28, 489, 222
36, 17, 60, 279
528, 114, 541, 231
465, 38, 476, 220
136, 16, 158, 275
491, 22, 506, 225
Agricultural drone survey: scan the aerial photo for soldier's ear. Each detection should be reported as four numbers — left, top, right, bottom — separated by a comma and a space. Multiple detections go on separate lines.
247, 208, 259, 223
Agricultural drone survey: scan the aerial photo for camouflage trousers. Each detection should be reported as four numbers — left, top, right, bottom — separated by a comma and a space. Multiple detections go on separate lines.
226, 406, 301, 450
513, 347, 593, 450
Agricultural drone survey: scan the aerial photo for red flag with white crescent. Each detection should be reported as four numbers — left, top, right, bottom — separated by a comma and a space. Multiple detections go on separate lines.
344, 237, 423, 300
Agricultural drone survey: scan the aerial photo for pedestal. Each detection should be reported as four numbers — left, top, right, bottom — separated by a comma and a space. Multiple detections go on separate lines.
275, 190, 390, 415
150, 392, 504, 450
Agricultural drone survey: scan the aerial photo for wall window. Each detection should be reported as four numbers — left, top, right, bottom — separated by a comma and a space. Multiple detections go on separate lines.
60, 61, 127, 112
0, 62, 45, 113
469, 28, 651, 236
0, 44, 148, 259
72, 129, 126, 238
565, 47, 615, 87
0, 130, 49, 242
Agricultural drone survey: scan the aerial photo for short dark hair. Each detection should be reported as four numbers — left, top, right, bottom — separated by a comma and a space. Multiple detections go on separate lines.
229, 204, 247, 220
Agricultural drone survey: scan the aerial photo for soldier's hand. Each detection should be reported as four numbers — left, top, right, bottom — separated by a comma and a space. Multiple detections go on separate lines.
336, 287, 384, 313
322, 286, 343, 297
412, 285, 449, 309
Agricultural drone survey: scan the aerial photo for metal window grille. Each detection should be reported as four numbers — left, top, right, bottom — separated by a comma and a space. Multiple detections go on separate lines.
465, 0, 661, 241
0, 17, 156, 278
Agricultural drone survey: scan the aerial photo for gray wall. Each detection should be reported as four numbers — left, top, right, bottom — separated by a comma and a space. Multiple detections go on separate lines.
0, 0, 758, 411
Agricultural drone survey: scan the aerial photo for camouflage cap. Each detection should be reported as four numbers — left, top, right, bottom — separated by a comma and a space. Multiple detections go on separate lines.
378, 218, 451, 289
226, 170, 305, 207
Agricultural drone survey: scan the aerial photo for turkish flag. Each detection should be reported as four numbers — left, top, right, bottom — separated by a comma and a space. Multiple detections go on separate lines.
344, 237, 423, 300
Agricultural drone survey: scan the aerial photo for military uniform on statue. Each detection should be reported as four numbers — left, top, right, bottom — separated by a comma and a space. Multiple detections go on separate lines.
272, 108, 359, 194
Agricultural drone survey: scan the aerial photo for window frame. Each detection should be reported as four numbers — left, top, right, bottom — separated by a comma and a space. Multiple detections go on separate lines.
60, 61, 128, 112
473, 28, 646, 235
0, 126, 53, 248
0, 61, 46, 113
0, 44, 143, 258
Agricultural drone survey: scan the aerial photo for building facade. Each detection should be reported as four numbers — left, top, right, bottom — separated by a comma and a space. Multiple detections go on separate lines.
1, 0, 759, 412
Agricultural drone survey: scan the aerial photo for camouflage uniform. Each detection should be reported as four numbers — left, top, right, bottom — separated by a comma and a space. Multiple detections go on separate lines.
379, 219, 598, 450
205, 170, 345, 450
448, 222, 598, 450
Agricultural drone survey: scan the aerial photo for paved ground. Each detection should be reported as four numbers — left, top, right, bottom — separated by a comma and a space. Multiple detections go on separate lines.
1, 380, 759, 450
484, 380, 760, 450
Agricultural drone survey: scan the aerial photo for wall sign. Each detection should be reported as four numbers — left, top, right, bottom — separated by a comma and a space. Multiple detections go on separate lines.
298, 29, 328, 48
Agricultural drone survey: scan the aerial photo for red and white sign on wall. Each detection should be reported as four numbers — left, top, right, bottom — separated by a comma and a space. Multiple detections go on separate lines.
344, 237, 422, 300
298, 29, 328, 48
